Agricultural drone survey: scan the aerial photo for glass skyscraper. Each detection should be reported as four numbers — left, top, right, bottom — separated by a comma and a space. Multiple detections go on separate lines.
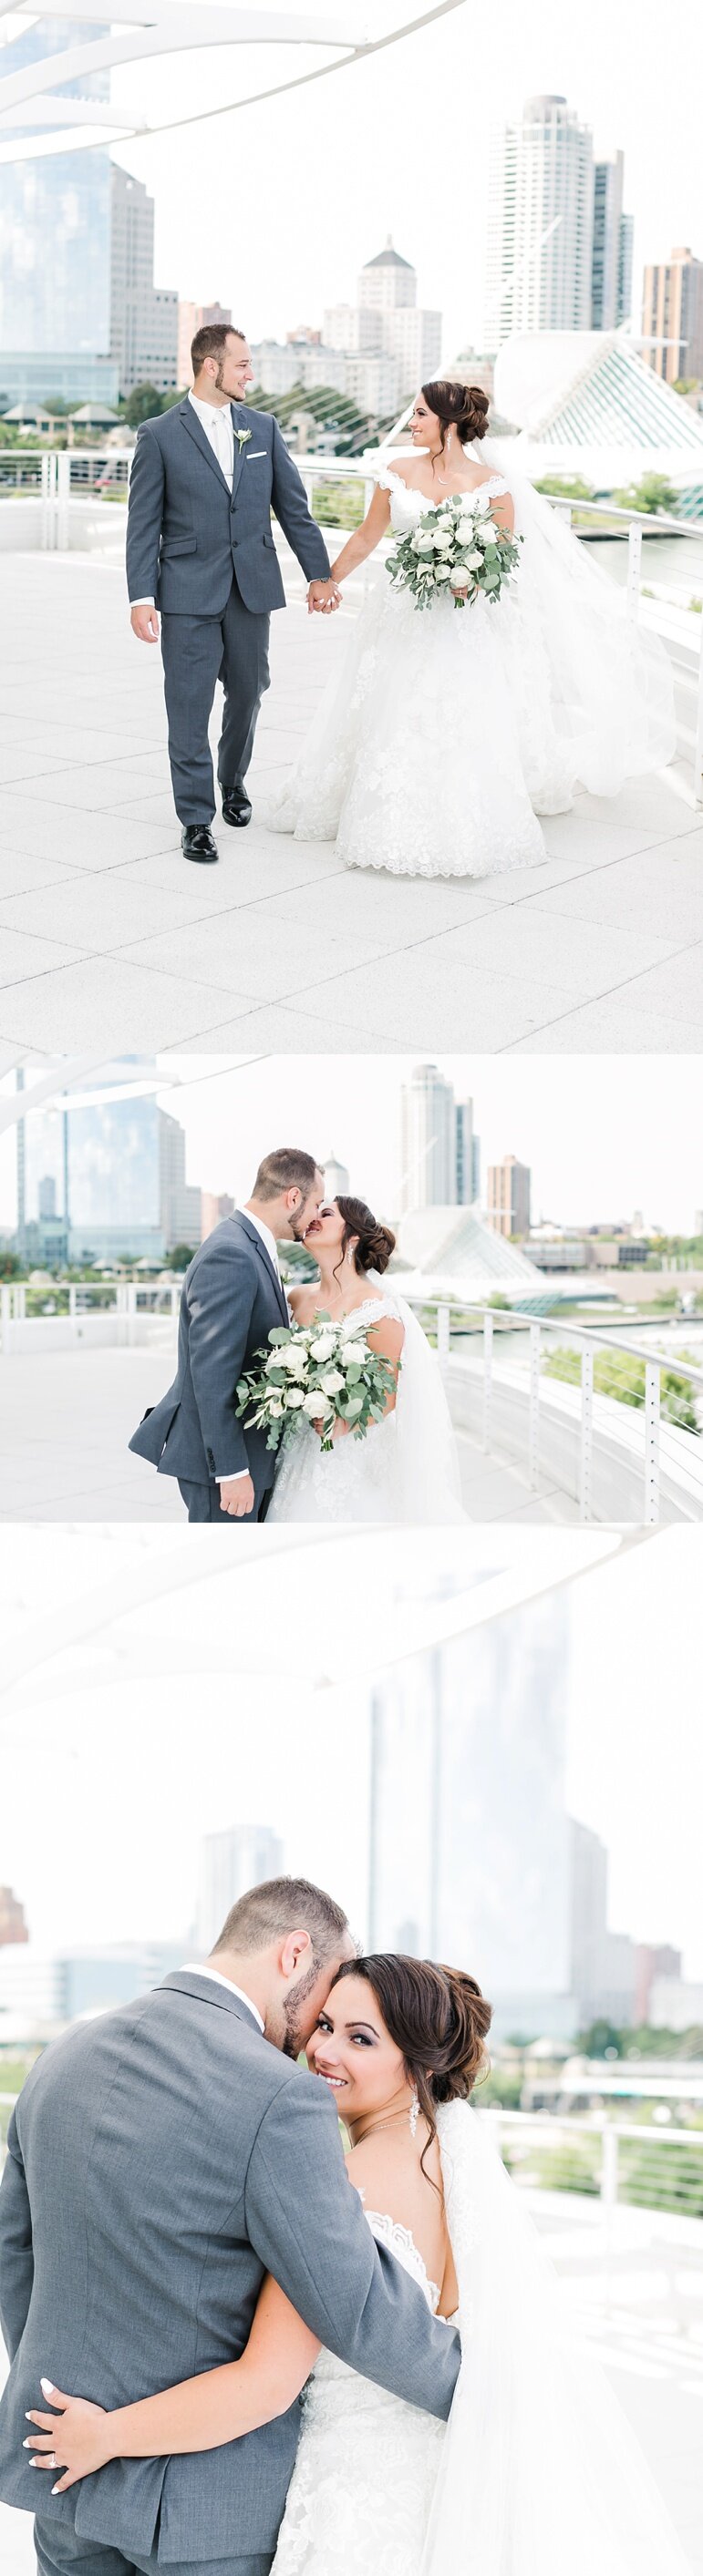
0, 17, 114, 400
367, 1592, 576, 2036
19, 1063, 174, 1261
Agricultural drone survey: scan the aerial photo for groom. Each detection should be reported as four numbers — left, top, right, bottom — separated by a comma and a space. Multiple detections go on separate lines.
0, 1873, 460, 2576
129, 1147, 325, 1523
126, 323, 340, 864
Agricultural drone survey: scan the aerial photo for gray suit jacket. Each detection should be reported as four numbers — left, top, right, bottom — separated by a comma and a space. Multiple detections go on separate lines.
129, 1214, 287, 1496
0, 1973, 460, 2565
126, 398, 330, 617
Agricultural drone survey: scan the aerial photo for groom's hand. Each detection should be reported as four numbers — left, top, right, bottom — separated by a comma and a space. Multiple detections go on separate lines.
130, 604, 160, 643
307, 579, 341, 616
219, 1473, 255, 1518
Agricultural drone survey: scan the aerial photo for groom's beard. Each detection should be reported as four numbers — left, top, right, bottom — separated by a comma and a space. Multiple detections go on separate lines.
281, 1958, 324, 2059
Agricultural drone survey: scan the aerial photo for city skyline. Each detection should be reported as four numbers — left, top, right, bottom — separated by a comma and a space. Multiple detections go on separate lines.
2, 1055, 702, 1238
95, 4, 702, 364
1, 1528, 701, 1981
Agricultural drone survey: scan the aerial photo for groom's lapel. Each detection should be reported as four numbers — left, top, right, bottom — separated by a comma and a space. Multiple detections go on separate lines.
229, 405, 248, 506
180, 396, 231, 498
236, 1213, 289, 1322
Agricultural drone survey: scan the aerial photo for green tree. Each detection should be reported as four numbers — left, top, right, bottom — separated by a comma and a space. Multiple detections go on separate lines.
543, 1345, 699, 1433
166, 1244, 198, 1271
0, 1250, 25, 1278
614, 472, 678, 516
124, 383, 166, 427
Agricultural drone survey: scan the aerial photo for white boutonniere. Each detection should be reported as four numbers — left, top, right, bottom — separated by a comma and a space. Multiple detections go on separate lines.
234, 426, 252, 453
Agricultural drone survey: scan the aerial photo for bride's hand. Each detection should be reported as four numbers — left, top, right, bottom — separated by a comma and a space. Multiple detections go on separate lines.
25, 2384, 112, 2489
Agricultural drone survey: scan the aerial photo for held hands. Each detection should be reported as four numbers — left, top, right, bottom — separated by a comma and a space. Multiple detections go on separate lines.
25, 2382, 110, 2490
307, 578, 341, 616
130, 604, 160, 643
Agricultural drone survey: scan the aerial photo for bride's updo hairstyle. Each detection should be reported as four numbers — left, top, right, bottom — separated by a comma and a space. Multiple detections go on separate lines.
335, 1953, 492, 2174
335, 1195, 396, 1279
421, 378, 490, 450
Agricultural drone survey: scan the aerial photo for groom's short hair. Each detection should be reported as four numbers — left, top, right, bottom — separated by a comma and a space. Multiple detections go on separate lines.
213, 1874, 351, 1965
253, 1148, 321, 1202
191, 322, 245, 374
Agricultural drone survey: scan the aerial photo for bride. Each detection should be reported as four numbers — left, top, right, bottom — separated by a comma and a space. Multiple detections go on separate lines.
266, 1192, 466, 1524
268, 378, 676, 881
27, 1953, 693, 2576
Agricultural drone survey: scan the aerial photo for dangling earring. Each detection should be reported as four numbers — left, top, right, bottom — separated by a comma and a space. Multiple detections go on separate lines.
408, 2092, 419, 2138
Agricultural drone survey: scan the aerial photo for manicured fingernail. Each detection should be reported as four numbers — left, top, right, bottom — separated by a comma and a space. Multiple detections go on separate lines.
23, 2438, 31, 2448
52, 2485, 60, 2497
40, 2379, 55, 2396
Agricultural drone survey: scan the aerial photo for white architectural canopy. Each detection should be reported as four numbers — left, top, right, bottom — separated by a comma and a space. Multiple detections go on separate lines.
394, 1204, 544, 1303
494, 328, 703, 510
0, 0, 466, 161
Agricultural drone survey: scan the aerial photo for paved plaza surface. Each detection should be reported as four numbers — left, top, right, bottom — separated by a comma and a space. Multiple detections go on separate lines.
1, 2188, 700, 2576
0, 552, 702, 1054
0, 1346, 579, 1524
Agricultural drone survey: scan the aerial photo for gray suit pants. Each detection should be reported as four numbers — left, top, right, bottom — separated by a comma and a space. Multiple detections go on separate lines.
35, 2519, 274, 2576
160, 576, 271, 826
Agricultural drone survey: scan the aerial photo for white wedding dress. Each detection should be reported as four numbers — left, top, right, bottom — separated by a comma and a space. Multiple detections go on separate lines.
271, 2101, 693, 2576
268, 470, 546, 878
265, 1288, 465, 1524
267, 453, 676, 879
271, 2195, 453, 2576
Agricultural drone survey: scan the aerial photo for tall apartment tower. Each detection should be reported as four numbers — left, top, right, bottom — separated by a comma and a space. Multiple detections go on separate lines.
454, 1101, 479, 1205
487, 1155, 531, 1239
400, 1063, 456, 1209
109, 164, 179, 397
485, 95, 594, 352
642, 248, 703, 385
195, 1826, 284, 1955
592, 151, 633, 329
159, 1111, 202, 1250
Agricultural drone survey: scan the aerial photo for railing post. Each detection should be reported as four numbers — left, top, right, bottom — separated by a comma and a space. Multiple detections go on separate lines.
579, 1339, 594, 1522
529, 1321, 541, 1489
626, 522, 642, 623
56, 451, 70, 552
694, 617, 703, 810
482, 1311, 493, 1452
436, 1303, 450, 1381
644, 1360, 661, 1524
0, 1283, 11, 1353
68, 1283, 78, 1338
600, 2123, 619, 2309
127, 1283, 137, 1348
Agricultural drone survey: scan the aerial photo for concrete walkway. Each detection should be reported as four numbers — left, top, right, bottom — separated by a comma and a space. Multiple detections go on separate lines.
0, 552, 702, 1054
0, 1346, 580, 1524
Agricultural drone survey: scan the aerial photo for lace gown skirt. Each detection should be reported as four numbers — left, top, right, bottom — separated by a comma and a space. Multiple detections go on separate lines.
268, 571, 546, 880
271, 2353, 447, 2576
266, 1410, 399, 1524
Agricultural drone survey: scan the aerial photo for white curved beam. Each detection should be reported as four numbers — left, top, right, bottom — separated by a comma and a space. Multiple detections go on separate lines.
0, 0, 467, 162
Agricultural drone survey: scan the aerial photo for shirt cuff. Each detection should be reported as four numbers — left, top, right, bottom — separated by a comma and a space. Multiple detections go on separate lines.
216, 1470, 248, 1483
132, 597, 156, 608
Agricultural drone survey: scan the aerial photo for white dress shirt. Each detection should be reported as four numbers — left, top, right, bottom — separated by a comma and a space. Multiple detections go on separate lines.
133, 392, 235, 607
219, 1209, 286, 1487
181, 1965, 264, 2033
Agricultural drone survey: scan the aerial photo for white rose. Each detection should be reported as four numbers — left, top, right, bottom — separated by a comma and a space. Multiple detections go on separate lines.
416, 531, 435, 552
462, 550, 482, 569
303, 1391, 326, 1417
342, 1347, 363, 1370
282, 1343, 308, 1376
434, 562, 452, 581
285, 1388, 305, 1409
264, 1350, 284, 1373
309, 1333, 336, 1360
320, 1370, 345, 1395
459, 492, 479, 516
268, 1399, 284, 1418
432, 529, 452, 551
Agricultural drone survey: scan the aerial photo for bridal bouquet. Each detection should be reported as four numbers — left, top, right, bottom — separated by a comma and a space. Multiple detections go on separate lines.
387, 489, 522, 611
235, 1315, 398, 1455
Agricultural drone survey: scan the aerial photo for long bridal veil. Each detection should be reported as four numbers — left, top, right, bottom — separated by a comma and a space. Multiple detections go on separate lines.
426, 2099, 691, 2576
368, 1275, 466, 1524
473, 436, 677, 806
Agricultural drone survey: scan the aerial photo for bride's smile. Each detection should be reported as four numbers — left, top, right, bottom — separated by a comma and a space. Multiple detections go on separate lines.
307, 1974, 418, 2138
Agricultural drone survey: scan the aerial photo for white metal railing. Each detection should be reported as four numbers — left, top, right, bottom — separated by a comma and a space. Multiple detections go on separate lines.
416, 1299, 703, 1524
0, 1278, 179, 1352
2, 443, 701, 796
485, 2109, 703, 2244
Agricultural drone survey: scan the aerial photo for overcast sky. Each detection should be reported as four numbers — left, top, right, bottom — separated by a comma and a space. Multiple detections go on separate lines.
2, 1053, 702, 1235
2, 1526, 701, 1978
99, 0, 703, 358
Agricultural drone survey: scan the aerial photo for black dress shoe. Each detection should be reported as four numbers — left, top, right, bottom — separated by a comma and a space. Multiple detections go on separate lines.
222, 785, 253, 828
181, 825, 218, 863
